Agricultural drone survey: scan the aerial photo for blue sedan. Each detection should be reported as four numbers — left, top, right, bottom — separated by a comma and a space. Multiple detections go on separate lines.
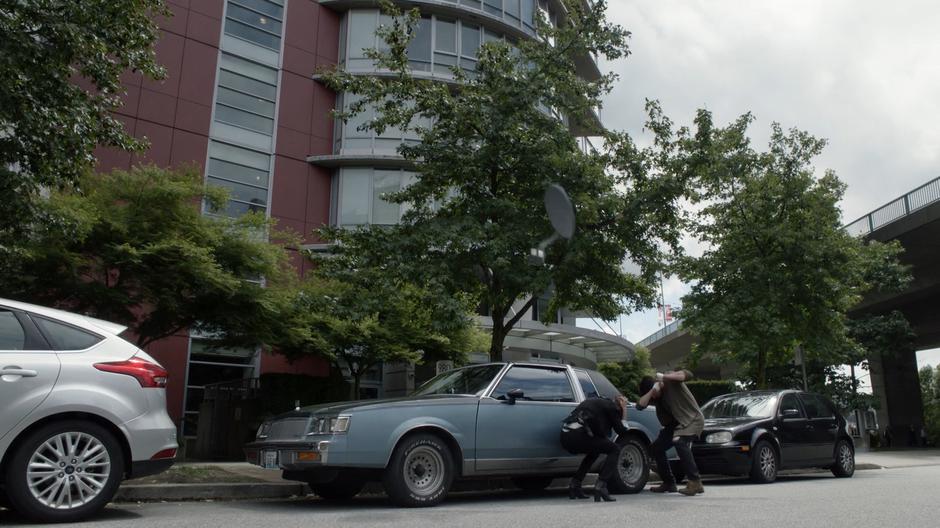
245, 362, 667, 506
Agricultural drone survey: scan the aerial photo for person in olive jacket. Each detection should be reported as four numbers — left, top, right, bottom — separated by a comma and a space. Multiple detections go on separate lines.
560, 395, 629, 502
637, 370, 705, 496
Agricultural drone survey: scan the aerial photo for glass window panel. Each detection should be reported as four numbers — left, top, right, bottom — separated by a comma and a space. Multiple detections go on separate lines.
33, 317, 102, 351
484, 30, 501, 44
484, 0, 502, 16
407, 17, 432, 64
227, 3, 283, 34
490, 366, 574, 402
209, 141, 270, 171
435, 19, 457, 53
217, 70, 277, 101
220, 53, 278, 85
460, 0, 482, 9
505, 0, 520, 21
347, 11, 377, 60
186, 362, 252, 388
461, 24, 480, 58
0, 311, 25, 350
521, 0, 535, 28
340, 168, 371, 225
779, 393, 805, 417
215, 103, 275, 134
587, 370, 623, 400
230, 0, 283, 20
800, 394, 835, 419
217, 87, 276, 117
372, 170, 401, 224
222, 199, 266, 217
207, 176, 268, 206
224, 18, 281, 50
433, 53, 457, 75
343, 94, 373, 138
377, 14, 393, 53
208, 158, 269, 188
576, 370, 599, 399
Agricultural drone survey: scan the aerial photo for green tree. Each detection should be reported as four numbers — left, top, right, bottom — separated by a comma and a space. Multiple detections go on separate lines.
320, 1, 690, 360
285, 265, 485, 399
674, 112, 910, 388
598, 346, 654, 401
0, 165, 302, 349
920, 365, 940, 446
0, 0, 167, 243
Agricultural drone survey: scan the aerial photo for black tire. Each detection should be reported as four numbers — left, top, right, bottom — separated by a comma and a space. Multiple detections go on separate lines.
4, 420, 125, 523
512, 476, 554, 492
830, 439, 855, 478
749, 440, 778, 484
383, 433, 454, 507
309, 473, 367, 501
607, 436, 650, 494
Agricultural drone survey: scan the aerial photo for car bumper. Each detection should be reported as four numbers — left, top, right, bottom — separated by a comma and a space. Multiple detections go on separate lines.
121, 407, 178, 467
691, 443, 752, 475
245, 439, 337, 471
128, 458, 175, 479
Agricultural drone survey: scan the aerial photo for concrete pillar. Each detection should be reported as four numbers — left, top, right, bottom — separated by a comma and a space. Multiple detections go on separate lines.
869, 348, 925, 446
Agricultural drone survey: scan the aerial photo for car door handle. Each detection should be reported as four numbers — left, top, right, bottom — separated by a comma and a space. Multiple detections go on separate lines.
1, 367, 39, 378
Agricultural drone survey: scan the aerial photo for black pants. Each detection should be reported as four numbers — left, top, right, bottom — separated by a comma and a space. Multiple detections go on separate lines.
560, 429, 622, 482
651, 425, 701, 484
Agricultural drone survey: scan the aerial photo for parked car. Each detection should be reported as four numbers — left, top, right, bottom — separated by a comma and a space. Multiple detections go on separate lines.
692, 390, 855, 483
0, 298, 178, 523
245, 362, 670, 507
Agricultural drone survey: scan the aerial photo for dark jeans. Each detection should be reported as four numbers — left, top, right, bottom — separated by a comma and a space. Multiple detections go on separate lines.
651, 425, 701, 484
560, 429, 622, 482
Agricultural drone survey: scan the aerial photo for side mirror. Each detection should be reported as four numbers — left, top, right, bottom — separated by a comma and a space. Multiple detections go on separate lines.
504, 388, 525, 404
781, 408, 802, 420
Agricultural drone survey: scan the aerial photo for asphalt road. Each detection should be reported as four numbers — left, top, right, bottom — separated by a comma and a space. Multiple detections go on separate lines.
2, 465, 936, 528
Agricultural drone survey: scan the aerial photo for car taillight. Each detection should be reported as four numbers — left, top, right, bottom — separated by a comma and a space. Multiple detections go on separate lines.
150, 448, 177, 460
94, 356, 168, 388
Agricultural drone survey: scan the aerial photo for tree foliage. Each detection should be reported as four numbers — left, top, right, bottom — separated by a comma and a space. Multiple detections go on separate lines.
921, 365, 940, 446
0, 0, 167, 243
284, 256, 487, 399
673, 112, 911, 388
320, 0, 690, 359
0, 165, 302, 349
598, 346, 654, 401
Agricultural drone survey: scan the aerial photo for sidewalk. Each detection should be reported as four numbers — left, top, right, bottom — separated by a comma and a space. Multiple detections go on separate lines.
115, 449, 940, 503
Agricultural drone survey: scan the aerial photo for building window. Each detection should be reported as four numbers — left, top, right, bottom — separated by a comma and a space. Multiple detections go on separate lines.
224, 0, 284, 51
335, 93, 428, 156
206, 140, 271, 217
336, 167, 417, 226
407, 17, 433, 72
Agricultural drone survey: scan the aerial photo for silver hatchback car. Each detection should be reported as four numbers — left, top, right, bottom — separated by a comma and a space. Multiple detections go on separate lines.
0, 298, 177, 523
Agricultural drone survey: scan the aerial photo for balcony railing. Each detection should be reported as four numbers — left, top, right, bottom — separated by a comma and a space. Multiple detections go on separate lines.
845, 175, 940, 236
637, 319, 681, 348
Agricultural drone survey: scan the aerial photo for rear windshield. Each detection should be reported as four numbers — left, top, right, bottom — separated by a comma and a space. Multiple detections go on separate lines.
702, 393, 779, 419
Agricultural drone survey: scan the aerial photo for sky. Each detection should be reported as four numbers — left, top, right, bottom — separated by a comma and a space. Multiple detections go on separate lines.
593, 1, 940, 368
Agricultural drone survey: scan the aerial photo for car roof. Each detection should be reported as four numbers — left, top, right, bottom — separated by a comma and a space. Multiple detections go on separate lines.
0, 297, 127, 336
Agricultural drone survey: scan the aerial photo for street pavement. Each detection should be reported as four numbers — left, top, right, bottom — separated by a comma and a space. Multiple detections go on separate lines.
2, 462, 939, 528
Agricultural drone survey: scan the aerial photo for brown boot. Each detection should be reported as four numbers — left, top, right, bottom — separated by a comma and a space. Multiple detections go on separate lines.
650, 481, 677, 493
678, 479, 704, 496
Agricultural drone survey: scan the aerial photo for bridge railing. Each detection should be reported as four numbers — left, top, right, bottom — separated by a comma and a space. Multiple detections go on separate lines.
637, 319, 681, 348
845, 175, 940, 236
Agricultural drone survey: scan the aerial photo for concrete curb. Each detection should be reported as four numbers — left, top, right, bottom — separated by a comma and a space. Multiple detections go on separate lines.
116, 482, 307, 502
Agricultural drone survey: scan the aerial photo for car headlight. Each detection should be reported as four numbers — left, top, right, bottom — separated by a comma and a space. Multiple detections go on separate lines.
308, 416, 351, 435
331, 416, 350, 433
256, 422, 271, 440
705, 431, 733, 444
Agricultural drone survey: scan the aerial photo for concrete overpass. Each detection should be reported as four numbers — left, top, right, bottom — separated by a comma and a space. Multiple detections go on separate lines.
641, 176, 940, 439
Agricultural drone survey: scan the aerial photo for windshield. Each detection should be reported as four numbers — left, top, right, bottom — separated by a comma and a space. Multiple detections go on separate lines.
412, 364, 504, 397
702, 393, 779, 419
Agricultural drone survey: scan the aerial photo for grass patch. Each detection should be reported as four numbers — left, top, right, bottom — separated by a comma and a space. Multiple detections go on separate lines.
125, 465, 263, 485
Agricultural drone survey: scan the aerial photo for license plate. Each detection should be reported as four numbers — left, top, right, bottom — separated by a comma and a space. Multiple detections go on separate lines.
262, 450, 278, 469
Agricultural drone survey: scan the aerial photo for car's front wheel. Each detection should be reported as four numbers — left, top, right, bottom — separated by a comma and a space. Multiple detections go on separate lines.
749, 440, 778, 484
831, 439, 855, 478
308, 473, 367, 501
4, 420, 125, 523
383, 433, 454, 507
607, 436, 650, 494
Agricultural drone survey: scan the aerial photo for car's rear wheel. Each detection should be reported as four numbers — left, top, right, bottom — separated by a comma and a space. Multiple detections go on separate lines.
749, 440, 778, 484
308, 473, 366, 501
512, 476, 554, 491
831, 439, 855, 478
4, 420, 125, 523
607, 436, 649, 494
383, 433, 454, 507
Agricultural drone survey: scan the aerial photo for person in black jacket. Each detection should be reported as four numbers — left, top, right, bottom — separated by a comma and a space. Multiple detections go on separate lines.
560, 395, 629, 502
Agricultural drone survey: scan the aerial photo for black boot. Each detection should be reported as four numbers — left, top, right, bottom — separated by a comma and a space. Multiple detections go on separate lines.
594, 480, 616, 502
568, 478, 589, 499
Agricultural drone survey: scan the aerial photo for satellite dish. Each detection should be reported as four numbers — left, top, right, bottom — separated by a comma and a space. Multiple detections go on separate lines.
544, 184, 575, 240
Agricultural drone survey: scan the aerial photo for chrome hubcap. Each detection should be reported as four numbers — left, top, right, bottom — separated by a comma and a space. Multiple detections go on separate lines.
403, 446, 444, 497
618, 444, 644, 485
760, 447, 776, 479
27, 432, 111, 509
839, 443, 854, 472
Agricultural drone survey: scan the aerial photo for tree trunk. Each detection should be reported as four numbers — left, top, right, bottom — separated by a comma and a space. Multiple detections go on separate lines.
490, 323, 506, 362
350, 371, 362, 401
757, 349, 767, 389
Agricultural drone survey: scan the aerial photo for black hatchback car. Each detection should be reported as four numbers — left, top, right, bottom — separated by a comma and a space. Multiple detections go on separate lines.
691, 390, 855, 483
